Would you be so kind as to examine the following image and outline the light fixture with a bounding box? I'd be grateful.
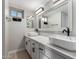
[35,7,44,14]
[53,0,60,4]
[27,16,32,19]
[42,17,45,21]
[44,18,48,22]
[41,16,48,25]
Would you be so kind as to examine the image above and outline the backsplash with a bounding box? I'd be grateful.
[39,31,75,37]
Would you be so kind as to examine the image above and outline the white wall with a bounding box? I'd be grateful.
[48,12,61,29]
[9,19,26,51]
[2,0,10,59]
[5,2,35,52]
[8,3,34,18]
[71,0,76,36]
[5,0,9,55]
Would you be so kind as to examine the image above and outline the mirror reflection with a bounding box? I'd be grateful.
[38,0,72,31]
[26,16,35,28]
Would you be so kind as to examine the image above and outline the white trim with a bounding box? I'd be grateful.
[2,56,6,59]
[8,48,25,55]
[2,55,9,59]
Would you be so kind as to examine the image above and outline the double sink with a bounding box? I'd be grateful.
[49,34,76,51]
[25,32,76,51]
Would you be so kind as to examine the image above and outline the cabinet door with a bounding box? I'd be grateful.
[31,41,40,59]
[35,42,40,59]
[39,44,45,54]
[40,53,50,59]
[51,52,65,59]
[25,38,31,55]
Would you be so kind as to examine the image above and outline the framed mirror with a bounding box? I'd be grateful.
[26,16,35,28]
[38,0,72,31]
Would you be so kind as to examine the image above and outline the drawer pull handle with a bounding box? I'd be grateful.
[39,48,43,51]
[26,42,27,45]
[32,48,35,53]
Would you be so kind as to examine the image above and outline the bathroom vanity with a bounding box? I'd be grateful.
[24,0,76,59]
[24,35,76,59]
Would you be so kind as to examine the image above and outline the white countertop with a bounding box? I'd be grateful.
[25,35,76,59]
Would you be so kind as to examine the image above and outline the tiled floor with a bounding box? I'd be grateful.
[9,50,31,59]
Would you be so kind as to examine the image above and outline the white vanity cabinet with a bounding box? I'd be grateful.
[25,37,74,59]
[25,37,31,55]
[31,40,40,59]
[39,44,50,59]
[25,37,40,59]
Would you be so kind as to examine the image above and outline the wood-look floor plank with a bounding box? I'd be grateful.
[9,50,31,59]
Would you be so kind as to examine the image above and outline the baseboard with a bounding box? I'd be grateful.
[8,48,32,59]
[2,55,9,59]
[8,48,25,55]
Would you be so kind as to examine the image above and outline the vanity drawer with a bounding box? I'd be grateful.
[45,47,66,59]
[45,47,52,59]
[39,44,45,54]
[40,52,50,59]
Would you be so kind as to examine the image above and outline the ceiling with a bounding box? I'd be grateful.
[9,0,51,11]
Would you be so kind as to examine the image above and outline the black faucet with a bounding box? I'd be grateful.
[35,28,40,35]
[62,27,70,36]
[35,28,39,32]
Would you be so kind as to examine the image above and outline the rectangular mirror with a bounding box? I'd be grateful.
[26,16,35,28]
[38,0,72,31]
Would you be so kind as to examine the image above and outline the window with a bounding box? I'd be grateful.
[9,7,24,18]
[10,10,17,17]
[17,12,22,18]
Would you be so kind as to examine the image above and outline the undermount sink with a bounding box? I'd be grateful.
[24,32,38,37]
[49,35,76,51]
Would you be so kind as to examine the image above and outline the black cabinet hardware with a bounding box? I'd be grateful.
[32,43,35,45]
[32,48,35,53]
[26,42,27,45]
[39,48,43,51]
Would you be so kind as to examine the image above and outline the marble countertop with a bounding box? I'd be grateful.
[25,35,76,59]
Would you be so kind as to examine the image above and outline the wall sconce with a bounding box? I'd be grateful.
[41,16,48,25]
[27,16,33,19]
[35,7,44,15]
[53,0,60,4]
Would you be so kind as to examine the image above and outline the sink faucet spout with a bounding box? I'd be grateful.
[62,27,70,36]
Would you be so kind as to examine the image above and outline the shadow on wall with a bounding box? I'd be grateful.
[18,36,25,50]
